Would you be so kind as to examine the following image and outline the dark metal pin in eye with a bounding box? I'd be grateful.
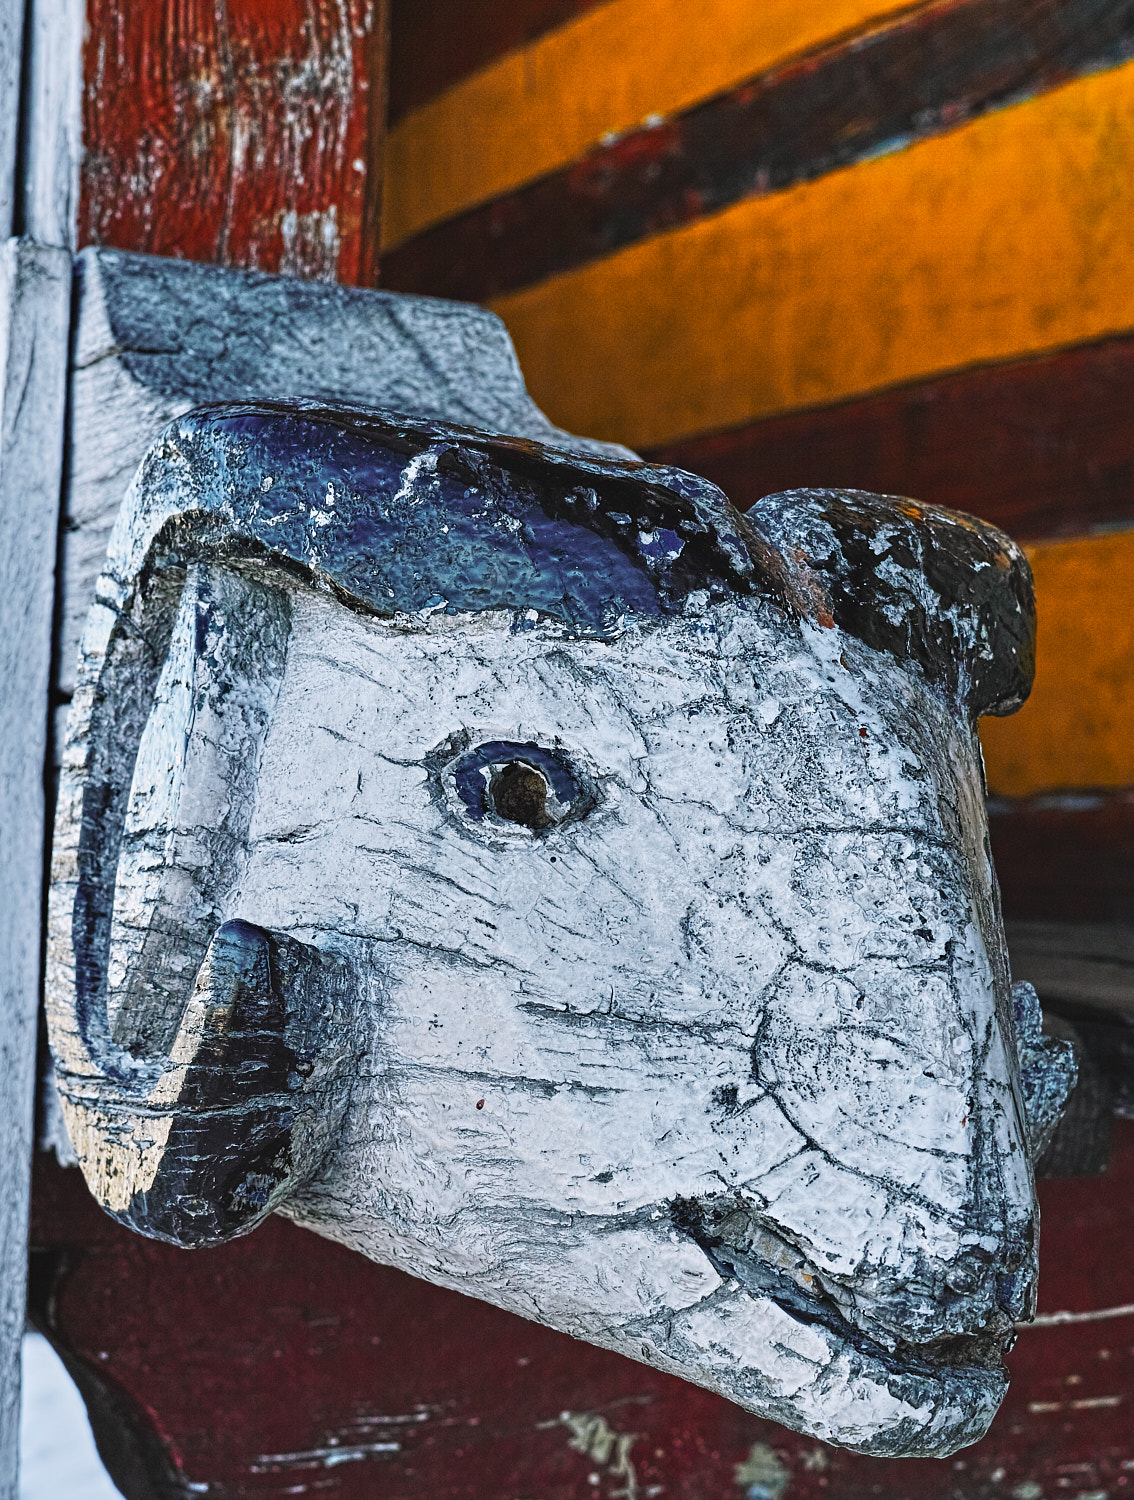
[445,739,597,830]
[490,761,552,829]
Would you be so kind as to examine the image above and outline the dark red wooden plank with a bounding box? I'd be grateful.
[388,0,605,125]
[381,0,1134,302]
[646,335,1134,542]
[80,0,387,286]
[29,1129,1134,1499]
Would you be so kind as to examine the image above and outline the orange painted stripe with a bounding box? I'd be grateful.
[489,60,1134,451]
[383,0,930,249]
[981,529,1134,797]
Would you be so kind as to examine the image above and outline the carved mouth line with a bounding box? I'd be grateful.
[670,1199,1008,1381]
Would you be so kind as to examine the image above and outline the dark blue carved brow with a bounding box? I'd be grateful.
[133,400,785,635]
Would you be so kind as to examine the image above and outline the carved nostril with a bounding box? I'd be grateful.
[491,761,552,829]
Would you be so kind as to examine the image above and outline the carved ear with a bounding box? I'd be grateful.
[49,561,352,1245]
[751,489,1035,717]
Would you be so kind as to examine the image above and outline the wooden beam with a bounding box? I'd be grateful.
[54,245,630,706]
[645,334,1134,543]
[487,60,1134,450]
[0,239,71,1499]
[382,0,928,251]
[384,0,1134,303]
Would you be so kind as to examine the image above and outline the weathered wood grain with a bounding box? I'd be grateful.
[0,0,24,241]
[79,0,385,285]
[48,395,1071,1456]
[0,239,71,1498]
[20,0,84,249]
[383,0,1134,303]
[57,247,633,705]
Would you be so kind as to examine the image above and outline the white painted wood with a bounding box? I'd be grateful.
[0,0,24,240]
[0,238,71,1500]
[59,248,634,700]
[45,406,1075,1459]
[19,0,83,249]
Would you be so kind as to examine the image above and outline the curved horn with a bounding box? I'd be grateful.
[47,558,352,1245]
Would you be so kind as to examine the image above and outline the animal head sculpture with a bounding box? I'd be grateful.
[47,401,1074,1459]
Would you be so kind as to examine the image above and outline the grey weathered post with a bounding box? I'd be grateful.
[0,240,71,1496]
[0,0,81,1489]
[0,2,25,1480]
[0,0,23,242]
[19,0,84,254]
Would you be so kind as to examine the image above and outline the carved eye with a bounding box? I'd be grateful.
[450,741,595,831]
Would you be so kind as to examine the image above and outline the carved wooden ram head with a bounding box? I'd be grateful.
[47,402,1073,1458]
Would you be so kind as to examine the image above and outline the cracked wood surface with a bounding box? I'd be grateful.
[46,399,1073,1457]
[58,248,632,706]
[27,1129,1134,1498]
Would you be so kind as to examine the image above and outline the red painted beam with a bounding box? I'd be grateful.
[647,335,1134,543]
[80,0,387,286]
[29,1131,1134,1499]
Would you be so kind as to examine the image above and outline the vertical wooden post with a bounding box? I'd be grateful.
[78,0,389,285]
[21,0,84,251]
[0,0,25,1484]
[0,1,81,1489]
[0,239,71,1500]
[4,0,389,1485]
[0,0,23,241]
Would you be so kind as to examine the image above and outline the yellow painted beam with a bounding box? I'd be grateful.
[981,528,1134,796]
[490,61,1134,451]
[383,0,930,249]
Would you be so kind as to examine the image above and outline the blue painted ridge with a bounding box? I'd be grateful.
[125,399,784,635]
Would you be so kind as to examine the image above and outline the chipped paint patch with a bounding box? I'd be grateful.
[734,1441,790,1500]
[561,1411,641,1499]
